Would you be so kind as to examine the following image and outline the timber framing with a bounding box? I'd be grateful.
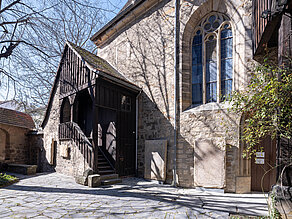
[41,41,140,128]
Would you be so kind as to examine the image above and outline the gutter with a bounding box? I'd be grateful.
[135,90,142,175]
[172,0,180,187]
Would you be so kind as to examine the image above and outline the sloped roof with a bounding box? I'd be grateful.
[68,42,131,83]
[119,0,134,13]
[42,42,140,128]
[90,0,145,44]
[0,107,35,130]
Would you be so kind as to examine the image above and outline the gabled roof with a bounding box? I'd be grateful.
[90,0,147,46]
[0,107,35,130]
[67,42,130,83]
[41,41,140,128]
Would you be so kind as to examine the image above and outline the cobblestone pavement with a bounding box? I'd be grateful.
[0,172,268,218]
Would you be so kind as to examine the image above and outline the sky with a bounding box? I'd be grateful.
[0,0,128,102]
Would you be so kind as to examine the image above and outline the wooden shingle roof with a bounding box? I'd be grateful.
[0,108,35,130]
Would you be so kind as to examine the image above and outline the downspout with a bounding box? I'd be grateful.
[172,0,180,187]
[136,90,142,175]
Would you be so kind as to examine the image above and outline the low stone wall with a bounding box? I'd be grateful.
[55,139,90,177]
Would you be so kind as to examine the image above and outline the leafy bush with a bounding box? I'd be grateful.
[0,173,19,187]
[230,61,292,157]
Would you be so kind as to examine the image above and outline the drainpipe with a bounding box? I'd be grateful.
[136,90,142,175]
[172,0,180,187]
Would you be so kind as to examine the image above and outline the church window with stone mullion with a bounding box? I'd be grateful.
[192,13,233,105]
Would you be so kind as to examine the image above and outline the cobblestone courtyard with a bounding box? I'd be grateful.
[0,173,268,218]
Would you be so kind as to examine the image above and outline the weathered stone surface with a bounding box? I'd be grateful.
[144,140,167,181]
[42,0,254,191]
[0,172,269,218]
[7,164,37,175]
[271,185,292,218]
[75,175,88,186]
[88,174,101,187]
[0,123,34,165]
[194,138,225,188]
[83,168,93,178]
[236,177,251,194]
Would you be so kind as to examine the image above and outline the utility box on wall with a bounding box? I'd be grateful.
[144,140,167,182]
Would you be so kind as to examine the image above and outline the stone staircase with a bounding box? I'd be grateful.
[59,122,121,187]
[97,153,115,175]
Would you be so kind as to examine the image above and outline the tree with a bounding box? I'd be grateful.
[230,60,292,157]
[0,0,123,112]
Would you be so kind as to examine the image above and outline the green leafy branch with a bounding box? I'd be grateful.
[230,60,292,157]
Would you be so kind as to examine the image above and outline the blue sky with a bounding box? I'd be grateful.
[0,0,128,102]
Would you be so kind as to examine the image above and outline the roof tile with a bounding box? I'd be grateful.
[0,108,35,130]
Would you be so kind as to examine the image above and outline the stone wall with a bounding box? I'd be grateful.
[27,132,44,172]
[98,0,176,183]
[0,123,30,164]
[42,81,91,176]
[97,0,253,190]
[42,82,60,172]
[179,0,253,189]
[55,140,90,177]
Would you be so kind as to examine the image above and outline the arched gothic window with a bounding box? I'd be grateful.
[192,13,233,105]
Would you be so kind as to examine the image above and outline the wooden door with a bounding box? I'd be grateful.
[117,98,136,176]
[251,136,277,192]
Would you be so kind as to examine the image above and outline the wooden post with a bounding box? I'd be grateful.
[92,84,98,173]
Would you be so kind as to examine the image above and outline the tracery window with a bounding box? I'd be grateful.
[192,13,233,105]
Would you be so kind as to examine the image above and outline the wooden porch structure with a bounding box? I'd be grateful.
[56,42,140,176]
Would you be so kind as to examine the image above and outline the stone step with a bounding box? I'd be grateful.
[100,173,119,180]
[98,160,107,163]
[98,165,112,169]
[101,178,122,186]
[7,164,37,175]
[99,170,115,175]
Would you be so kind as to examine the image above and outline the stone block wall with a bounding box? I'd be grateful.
[42,81,91,176]
[98,0,177,182]
[55,140,90,177]
[97,0,253,190]
[0,123,30,164]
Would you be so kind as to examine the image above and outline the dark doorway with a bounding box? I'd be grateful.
[73,89,93,137]
[98,108,117,165]
[60,97,71,123]
[251,136,277,192]
[117,98,136,176]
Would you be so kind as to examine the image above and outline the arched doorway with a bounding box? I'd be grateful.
[237,115,277,192]
[73,89,93,138]
[251,136,277,192]
[60,97,71,123]
[0,128,9,161]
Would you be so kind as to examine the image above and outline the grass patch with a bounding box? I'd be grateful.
[0,173,19,187]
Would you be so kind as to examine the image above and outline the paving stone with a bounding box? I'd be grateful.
[0,172,269,218]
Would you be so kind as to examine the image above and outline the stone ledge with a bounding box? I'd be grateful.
[7,164,37,175]
[88,174,101,187]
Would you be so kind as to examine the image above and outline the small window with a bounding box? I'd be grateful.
[121,95,131,112]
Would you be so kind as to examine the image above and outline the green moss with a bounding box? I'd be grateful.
[0,173,19,187]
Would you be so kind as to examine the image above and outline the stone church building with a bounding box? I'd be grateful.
[42,0,277,193]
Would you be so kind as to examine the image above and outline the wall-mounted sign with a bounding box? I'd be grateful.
[255,158,265,164]
[256,152,265,158]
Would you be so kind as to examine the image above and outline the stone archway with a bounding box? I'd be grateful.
[180,0,246,110]
[0,128,9,161]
